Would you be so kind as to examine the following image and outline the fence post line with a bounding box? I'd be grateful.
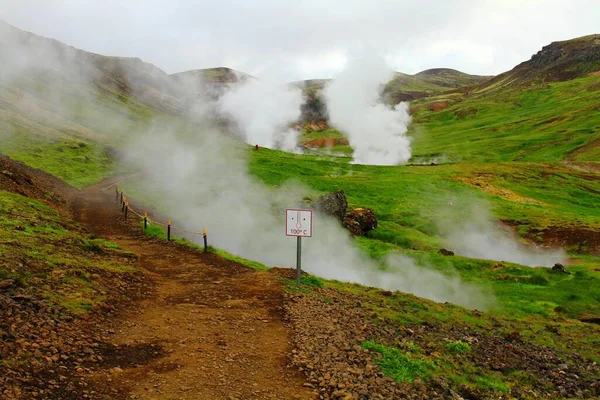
[124,202,128,219]
[120,190,123,204]
[167,220,171,241]
[122,196,126,213]
[115,186,119,203]
[144,212,148,230]
[203,227,208,252]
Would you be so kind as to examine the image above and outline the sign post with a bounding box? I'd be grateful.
[286,209,313,287]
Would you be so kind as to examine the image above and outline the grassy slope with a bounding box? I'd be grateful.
[303,74,600,160]
[0,190,138,313]
[326,281,600,393]
[249,148,600,319]
[0,78,165,188]
[387,69,491,95]
[410,75,600,162]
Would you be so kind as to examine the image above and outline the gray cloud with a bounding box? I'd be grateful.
[1,0,599,81]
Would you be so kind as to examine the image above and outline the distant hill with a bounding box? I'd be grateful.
[407,35,600,162]
[383,68,492,104]
[170,67,254,100]
[0,20,186,115]
[171,67,253,84]
[294,68,491,123]
[476,34,600,92]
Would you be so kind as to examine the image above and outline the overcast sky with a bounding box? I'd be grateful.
[1,0,599,82]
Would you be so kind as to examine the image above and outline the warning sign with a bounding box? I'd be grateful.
[286,209,313,237]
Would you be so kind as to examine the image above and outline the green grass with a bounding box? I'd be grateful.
[248,147,600,318]
[409,75,600,162]
[445,340,472,354]
[0,190,139,314]
[362,341,436,383]
[0,78,166,187]
[323,280,600,395]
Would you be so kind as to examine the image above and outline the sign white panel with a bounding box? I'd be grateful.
[286,209,313,237]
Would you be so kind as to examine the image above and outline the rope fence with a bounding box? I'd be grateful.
[113,185,209,251]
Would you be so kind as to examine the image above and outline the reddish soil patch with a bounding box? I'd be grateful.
[532,226,600,255]
[303,138,349,148]
[428,101,449,111]
[0,154,77,209]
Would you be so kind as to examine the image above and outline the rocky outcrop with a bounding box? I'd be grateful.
[343,208,378,236]
[552,263,571,274]
[313,190,348,222]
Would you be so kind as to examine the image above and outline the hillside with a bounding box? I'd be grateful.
[1,21,600,399]
[305,36,600,161]
[295,69,490,125]
[171,67,253,84]
[383,68,492,103]
[476,34,600,92]
[408,35,600,162]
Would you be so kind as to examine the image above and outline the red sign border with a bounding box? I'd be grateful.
[286,209,313,237]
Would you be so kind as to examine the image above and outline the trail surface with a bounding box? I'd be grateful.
[73,181,313,399]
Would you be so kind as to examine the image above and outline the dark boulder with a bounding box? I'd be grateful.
[552,263,570,274]
[343,208,378,236]
[313,190,348,222]
[438,249,455,256]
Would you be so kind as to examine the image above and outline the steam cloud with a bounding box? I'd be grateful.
[125,128,494,311]
[325,53,412,165]
[1,21,493,310]
[218,79,303,151]
[442,204,566,267]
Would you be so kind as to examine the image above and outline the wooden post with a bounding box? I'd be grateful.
[124,202,128,219]
[122,196,126,212]
[203,227,208,252]
[120,190,123,204]
[167,220,171,241]
[144,212,148,230]
[115,186,119,203]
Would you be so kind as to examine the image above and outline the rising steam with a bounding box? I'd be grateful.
[218,79,303,151]
[442,204,566,267]
[125,127,494,311]
[1,20,494,310]
[325,53,412,165]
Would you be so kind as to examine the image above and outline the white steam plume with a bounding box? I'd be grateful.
[443,204,566,267]
[218,79,303,152]
[125,127,494,311]
[325,53,412,165]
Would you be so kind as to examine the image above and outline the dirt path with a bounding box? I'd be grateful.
[72,182,314,400]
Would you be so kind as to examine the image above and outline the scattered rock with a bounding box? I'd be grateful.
[0,279,14,289]
[552,263,571,274]
[343,208,378,236]
[313,190,348,222]
[438,248,455,256]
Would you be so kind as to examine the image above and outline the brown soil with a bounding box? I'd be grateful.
[303,138,349,148]
[0,153,313,399]
[427,101,449,112]
[534,226,600,255]
[0,154,78,210]
[71,182,315,399]
[285,288,600,399]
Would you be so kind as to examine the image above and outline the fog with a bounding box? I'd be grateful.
[1,21,494,310]
[325,53,412,165]
[441,203,566,267]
